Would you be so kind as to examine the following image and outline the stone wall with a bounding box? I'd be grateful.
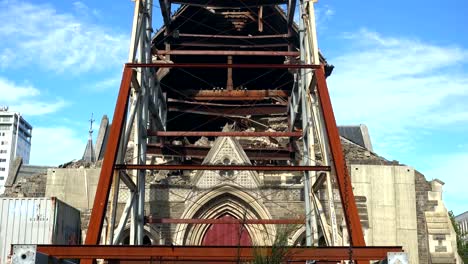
[1,173,47,197]
[415,170,433,264]
[45,168,100,211]
[350,164,419,264]
[425,180,461,263]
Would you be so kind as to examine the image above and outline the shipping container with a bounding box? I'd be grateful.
[0,197,81,264]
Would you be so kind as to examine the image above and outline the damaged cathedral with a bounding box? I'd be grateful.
[2,1,465,264]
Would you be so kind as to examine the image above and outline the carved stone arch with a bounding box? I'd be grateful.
[290,226,306,246]
[117,224,159,245]
[174,185,275,246]
[192,137,262,188]
[290,226,327,246]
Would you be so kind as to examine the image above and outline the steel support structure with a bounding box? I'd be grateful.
[145,218,306,224]
[83,64,332,245]
[287,0,344,250]
[31,245,402,262]
[148,131,302,137]
[146,143,294,160]
[75,0,382,263]
[85,0,167,253]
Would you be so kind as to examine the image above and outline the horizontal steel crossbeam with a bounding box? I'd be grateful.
[115,164,330,171]
[148,131,302,137]
[126,63,321,69]
[35,245,403,261]
[145,218,305,224]
[146,144,293,160]
[155,50,298,56]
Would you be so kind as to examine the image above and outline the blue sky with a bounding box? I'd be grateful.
[0,0,466,214]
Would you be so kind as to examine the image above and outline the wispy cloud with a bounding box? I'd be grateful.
[0,77,66,115]
[92,74,122,92]
[315,4,334,27]
[0,0,128,73]
[30,126,86,165]
[328,28,468,156]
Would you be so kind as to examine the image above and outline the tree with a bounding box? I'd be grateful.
[253,225,299,264]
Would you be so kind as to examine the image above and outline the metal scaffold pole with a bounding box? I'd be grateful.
[106,0,167,246]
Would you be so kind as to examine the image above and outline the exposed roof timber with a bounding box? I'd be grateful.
[155,49,299,56]
[287,0,296,28]
[168,0,287,7]
[159,0,172,30]
[115,164,329,171]
[177,33,290,39]
[168,102,287,115]
[149,131,301,137]
[172,42,289,48]
[167,98,287,115]
[127,63,319,69]
[147,143,293,160]
[178,89,289,101]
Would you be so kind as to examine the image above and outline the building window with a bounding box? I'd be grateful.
[0,176,4,180]
[0,168,5,171]
[0,150,6,154]
[0,159,5,162]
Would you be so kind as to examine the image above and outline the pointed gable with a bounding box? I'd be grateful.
[193,136,261,189]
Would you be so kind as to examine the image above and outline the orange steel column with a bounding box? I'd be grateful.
[314,67,367,249]
[84,67,133,247]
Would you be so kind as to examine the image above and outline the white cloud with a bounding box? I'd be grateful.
[92,74,122,91]
[11,100,67,116]
[315,4,334,29]
[30,126,86,166]
[327,29,468,155]
[0,77,39,102]
[0,1,128,73]
[0,76,66,115]
[424,152,468,215]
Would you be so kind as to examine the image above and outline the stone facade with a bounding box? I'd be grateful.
[4,134,463,263]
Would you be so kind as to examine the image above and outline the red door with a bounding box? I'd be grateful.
[202,214,252,246]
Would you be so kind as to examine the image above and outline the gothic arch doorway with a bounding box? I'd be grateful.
[174,186,275,246]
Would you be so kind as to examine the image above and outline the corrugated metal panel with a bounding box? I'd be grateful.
[53,198,81,245]
[0,197,81,264]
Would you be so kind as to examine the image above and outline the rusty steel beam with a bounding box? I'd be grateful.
[126,63,320,69]
[145,218,305,224]
[168,103,287,115]
[146,144,293,160]
[173,42,289,48]
[169,0,287,7]
[148,131,302,137]
[115,164,330,171]
[314,67,367,247]
[176,33,290,39]
[85,68,133,244]
[36,245,403,261]
[156,50,298,56]
[180,89,289,101]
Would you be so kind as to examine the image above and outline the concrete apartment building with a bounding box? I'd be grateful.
[0,107,32,193]
[457,212,468,241]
